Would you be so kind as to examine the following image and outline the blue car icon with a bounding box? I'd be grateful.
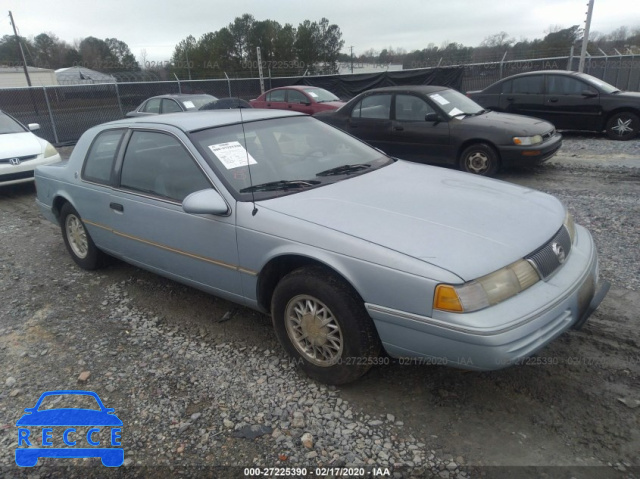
[15,390,123,467]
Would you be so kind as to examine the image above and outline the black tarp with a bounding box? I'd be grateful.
[267,67,465,100]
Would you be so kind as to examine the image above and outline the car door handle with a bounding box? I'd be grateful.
[549,97,558,103]
[506,97,514,102]
[393,126,404,131]
[110,202,124,212]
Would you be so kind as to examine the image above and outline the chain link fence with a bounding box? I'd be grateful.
[1,53,639,146]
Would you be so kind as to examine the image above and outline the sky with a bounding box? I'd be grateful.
[5,0,640,63]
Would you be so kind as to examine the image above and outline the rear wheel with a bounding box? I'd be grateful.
[60,203,104,270]
[605,112,639,141]
[271,266,381,384]
[459,143,499,176]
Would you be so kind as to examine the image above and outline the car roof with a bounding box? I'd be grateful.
[103,109,305,132]
[498,70,585,79]
[149,94,215,100]
[359,85,449,94]
[267,85,326,92]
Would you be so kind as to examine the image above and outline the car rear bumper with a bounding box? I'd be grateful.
[366,224,608,370]
[499,133,562,166]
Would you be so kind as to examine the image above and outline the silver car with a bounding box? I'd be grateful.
[34,110,609,384]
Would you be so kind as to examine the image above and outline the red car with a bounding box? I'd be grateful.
[250,86,345,114]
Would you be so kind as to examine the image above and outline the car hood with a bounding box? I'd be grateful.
[609,91,640,101]
[317,101,346,109]
[459,111,554,134]
[0,132,44,158]
[16,409,123,426]
[260,161,565,280]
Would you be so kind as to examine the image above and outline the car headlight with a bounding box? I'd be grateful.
[434,259,540,313]
[564,210,576,244]
[44,142,59,158]
[513,135,543,146]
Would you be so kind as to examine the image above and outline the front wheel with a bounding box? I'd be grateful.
[60,203,105,270]
[459,143,499,176]
[271,266,381,385]
[605,112,639,141]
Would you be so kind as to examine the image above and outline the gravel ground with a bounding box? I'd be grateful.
[0,134,639,478]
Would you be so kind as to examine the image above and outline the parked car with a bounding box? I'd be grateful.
[0,110,61,187]
[314,85,562,176]
[35,110,608,384]
[199,97,253,110]
[250,86,345,114]
[467,70,640,140]
[126,94,218,117]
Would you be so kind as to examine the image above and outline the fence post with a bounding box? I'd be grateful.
[114,82,124,117]
[499,51,508,79]
[224,72,232,98]
[173,73,182,93]
[567,46,574,71]
[41,86,59,145]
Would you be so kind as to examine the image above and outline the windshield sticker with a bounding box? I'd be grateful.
[449,107,464,117]
[307,91,318,98]
[182,100,196,109]
[209,141,257,169]
[430,94,450,105]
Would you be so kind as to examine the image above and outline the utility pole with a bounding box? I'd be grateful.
[350,46,354,74]
[8,11,32,86]
[578,0,595,73]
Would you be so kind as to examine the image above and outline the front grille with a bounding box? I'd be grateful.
[526,226,572,279]
[542,129,556,141]
[0,154,38,164]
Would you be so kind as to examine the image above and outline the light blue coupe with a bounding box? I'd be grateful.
[34,109,609,384]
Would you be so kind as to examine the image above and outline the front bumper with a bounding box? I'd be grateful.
[499,133,562,166]
[366,224,608,370]
[0,154,61,186]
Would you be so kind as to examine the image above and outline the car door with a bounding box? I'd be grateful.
[107,129,242,298]
[500,75,546,118]
[264,89,287,110]
[543,74,602,130]
[286,89,314,114]
[343,93,394,152]
[390,94,451,164]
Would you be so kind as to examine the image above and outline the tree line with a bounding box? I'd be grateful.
[0,18,638,80]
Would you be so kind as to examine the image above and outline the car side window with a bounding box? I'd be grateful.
[546,76,595,95]
[288,90,308,104]
[82,129,125,185]
[395,95,435,121]
[500,80,512,94]
[120,131,211,202]
[351,94,392,119]
[142,98,161,113]
[511,76,544,94]
[267,90,286,102]
[162,99,182,113]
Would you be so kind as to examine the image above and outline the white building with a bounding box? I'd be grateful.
[0,66,59,87]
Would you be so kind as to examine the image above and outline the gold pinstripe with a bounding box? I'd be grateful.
[83,219,257,276]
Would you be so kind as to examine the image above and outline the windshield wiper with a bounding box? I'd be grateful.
[239,179,320,193]
[316,163,372,177]
[451,112,472,118]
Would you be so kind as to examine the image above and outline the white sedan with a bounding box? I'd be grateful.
[0,110,61,187]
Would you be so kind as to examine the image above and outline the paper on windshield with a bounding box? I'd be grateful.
[449,107,464,117]
[429,94,450,105]
[208,141,257,169]
[308,91,318,98]
[183,101,196,109]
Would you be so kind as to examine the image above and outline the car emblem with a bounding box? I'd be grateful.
[9,158,21,166]
[552,242,566,264]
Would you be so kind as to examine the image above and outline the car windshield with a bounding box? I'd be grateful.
[304,88,340,103]
[429,89,484,118]
[0,112,27,134]
[190,116,391,200]
[180,95,218,109]
[577,73,620,94]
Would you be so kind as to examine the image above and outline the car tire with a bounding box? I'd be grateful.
[271,266,381,385]
[459,143,499,176]
[60,202,104,270]
[605,112,639,141]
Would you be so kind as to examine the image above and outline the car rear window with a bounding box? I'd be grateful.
[82,129,126,185]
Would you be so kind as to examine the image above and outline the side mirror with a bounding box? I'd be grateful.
[182,189,229,216]
[425,112,440,122]
[28,123,41,131]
